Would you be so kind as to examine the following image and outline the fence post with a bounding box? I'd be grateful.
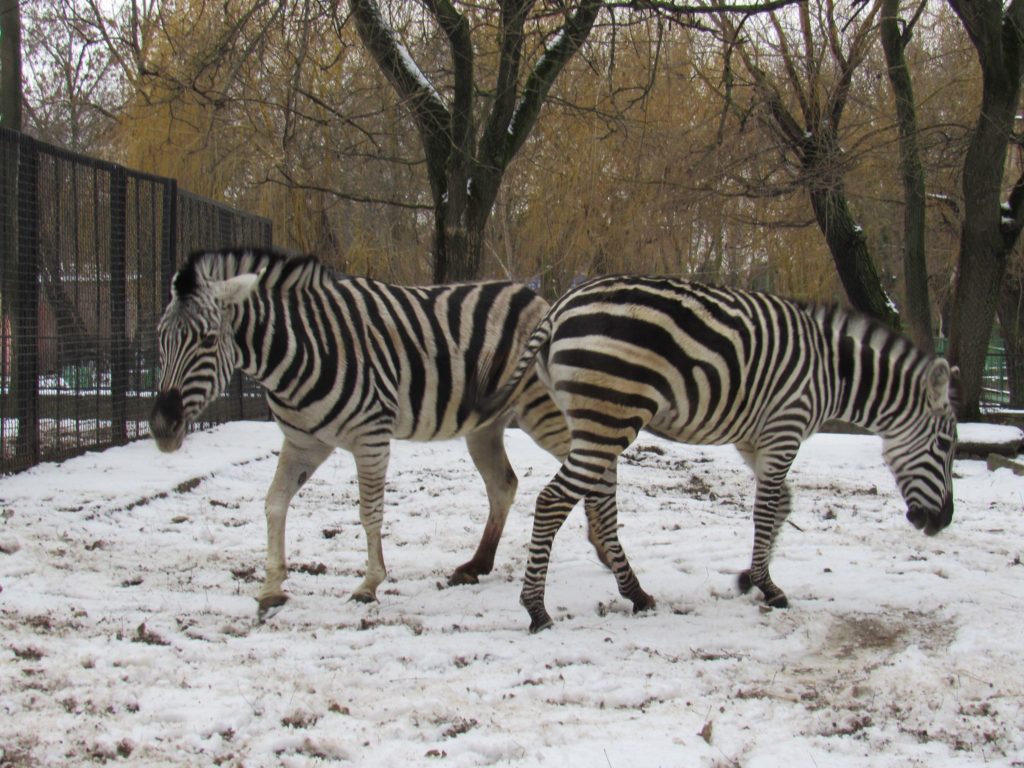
[15,134,38,466]
[109,167,127,444]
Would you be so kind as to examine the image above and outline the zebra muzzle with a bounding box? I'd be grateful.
[150,389,187,453]
[906,495,953,537]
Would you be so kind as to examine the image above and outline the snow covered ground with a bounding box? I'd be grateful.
[0,422,1022,767]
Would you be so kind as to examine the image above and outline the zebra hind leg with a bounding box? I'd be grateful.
[516,378,610,573]
[521,451,633,632]
[449,422,518,586]
[521,475,580,633]
[738,476,793,608]
[584,473,655,614]
[513,379,611,569]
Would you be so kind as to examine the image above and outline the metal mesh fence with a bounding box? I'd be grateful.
[0,128,272,473]
[933,337,1010,409]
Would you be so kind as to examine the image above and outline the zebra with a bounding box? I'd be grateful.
[148,247,606,622]
[475,275,957,632]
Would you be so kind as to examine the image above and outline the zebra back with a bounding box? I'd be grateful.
[528,275,954,445]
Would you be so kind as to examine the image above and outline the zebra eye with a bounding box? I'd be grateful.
[199,332,219,350]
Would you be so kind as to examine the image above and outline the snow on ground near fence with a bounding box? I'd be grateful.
[0,422,1022,767]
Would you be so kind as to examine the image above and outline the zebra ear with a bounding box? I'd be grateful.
[214,271,263,305]
[925,358,952,415]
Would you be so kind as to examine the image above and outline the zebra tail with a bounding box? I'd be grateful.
[474,316,555,424]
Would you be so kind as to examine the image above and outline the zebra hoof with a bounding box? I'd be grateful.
[256,594,288,623]
[737,570,753,594]
[349,591,378,604]
[528,613,554,634]
[447,566,481,586]
[766,593,789,609]
[632,592,657,614]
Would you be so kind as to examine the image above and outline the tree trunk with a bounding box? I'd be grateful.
[880,0,933,350]
[350,0,600,284]
[732,3,898,329]
[946,0,1024,418]
[0,0,29,459]
[808,179,900,327]
[946,89,1017,417]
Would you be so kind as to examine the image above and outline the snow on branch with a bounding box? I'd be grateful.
[503,0,602,164]
[349,0,449,138]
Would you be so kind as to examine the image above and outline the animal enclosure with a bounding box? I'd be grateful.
[0,128,272,473]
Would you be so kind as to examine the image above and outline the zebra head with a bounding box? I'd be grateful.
[882,357,957,536]
[149,268,262,453]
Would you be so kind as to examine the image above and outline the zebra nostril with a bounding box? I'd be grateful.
[906,507,927,531]
[150,389,186,438]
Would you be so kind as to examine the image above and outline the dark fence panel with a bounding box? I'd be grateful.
[0,128,272,473]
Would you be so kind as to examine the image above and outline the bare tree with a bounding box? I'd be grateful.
[880,0,932,349]
[347,0,603,282]
[945,0,1024,418]
[716,0,900,327]
[20,0,123,152]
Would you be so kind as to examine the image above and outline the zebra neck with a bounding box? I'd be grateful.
[230,281,330,395]
[823,307,928,436]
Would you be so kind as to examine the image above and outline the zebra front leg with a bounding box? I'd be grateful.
[258,437,333,623]
[583,472,655,615]
[450,422,517,585]
[351,445,391,603]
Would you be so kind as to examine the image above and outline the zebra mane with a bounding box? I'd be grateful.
[172,248,329,299]
[811,302,937,370]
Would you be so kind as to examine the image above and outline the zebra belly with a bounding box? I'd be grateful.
[646,407,749,447]
[267,397,397,452]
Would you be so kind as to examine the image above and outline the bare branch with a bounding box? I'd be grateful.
[348,0,451,185]
[608,0,802,14]
[269,166,433,211]
[502,1,603,167]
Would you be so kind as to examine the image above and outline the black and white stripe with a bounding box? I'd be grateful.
[150,248,578,621]
[478,275,957,632]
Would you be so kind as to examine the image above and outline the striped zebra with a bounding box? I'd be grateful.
[477,275,957,632]
[149,248,598,622]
